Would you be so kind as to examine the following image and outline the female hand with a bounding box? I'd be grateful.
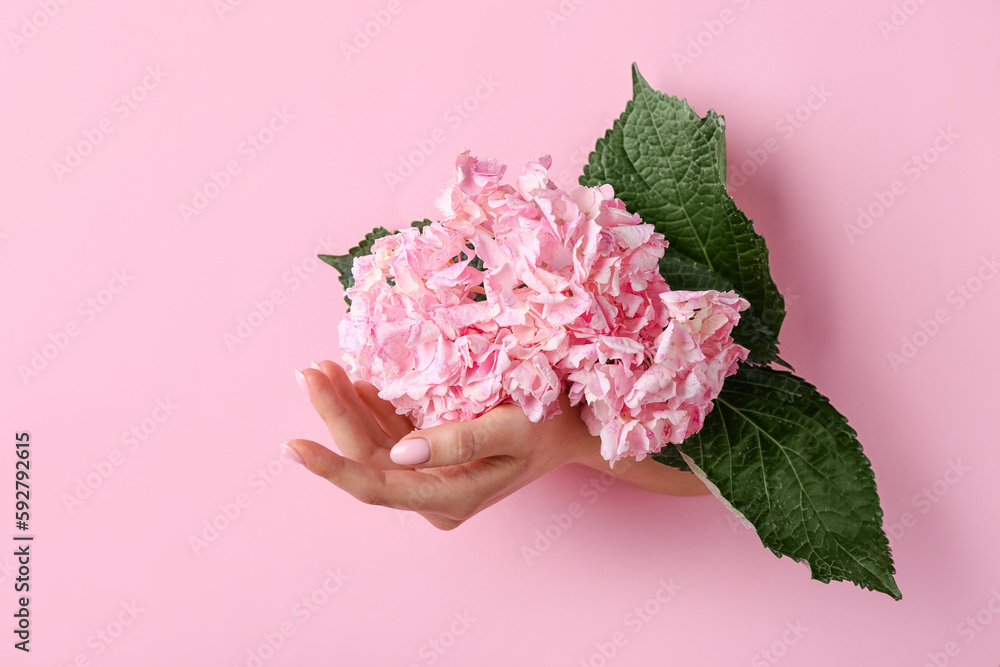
[284,360,708,530]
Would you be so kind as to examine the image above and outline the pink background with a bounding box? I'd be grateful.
[3,0,998,665]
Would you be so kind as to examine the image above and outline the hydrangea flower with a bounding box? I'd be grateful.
[338,151,749,464]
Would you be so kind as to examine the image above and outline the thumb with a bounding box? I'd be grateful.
[389,407,524,468]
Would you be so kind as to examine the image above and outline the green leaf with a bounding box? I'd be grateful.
[319,221,439,307]
[651,444,691,472]
[676,365,900,599]
[582,64,785,364]
[657,253,790,368]
[318,226,393,307]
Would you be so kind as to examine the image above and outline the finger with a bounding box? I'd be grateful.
[353,380,413,441]
[309,362,377,419]
[321,362,399,446]
[388,404,530,468]
[422,513,463,531]
[286,437,407,506]
[282,439,460,528]
[297,364,391,461]
[285,438,523,521]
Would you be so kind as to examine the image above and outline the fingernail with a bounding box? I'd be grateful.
[279,442,306,466]
[295,369,310,395]
[310,360,323,370]
[390,438,430,466]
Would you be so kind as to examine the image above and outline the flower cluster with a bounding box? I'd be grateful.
[338,152,749,464]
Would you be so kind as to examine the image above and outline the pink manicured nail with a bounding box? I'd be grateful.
[295,369,310,395]
[280,442,306,466]
[310,360,323,370]
[390,438,430,465]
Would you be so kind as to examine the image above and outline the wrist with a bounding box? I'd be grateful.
[573,444,711,496]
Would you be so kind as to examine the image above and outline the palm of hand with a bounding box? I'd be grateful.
[286,360,596,530]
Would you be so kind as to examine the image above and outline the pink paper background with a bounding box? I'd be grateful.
[3,0,998,665]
